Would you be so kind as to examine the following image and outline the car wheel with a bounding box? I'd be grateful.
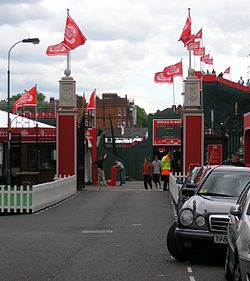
[166,222,188,261]
[224,247,233,280]
[233,255,241,281]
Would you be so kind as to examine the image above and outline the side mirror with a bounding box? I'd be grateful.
[185,183,198,189]
[230,205,241,217]
[182,186,197,197]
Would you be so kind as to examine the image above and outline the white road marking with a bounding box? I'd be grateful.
[189,277,196,281]
[115,244,121,247]
[81,230,113,234]
[156,274,165,277]
[187,267,192,273]
[132,224,142,226]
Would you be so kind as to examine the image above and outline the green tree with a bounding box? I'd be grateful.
[136,106,148,127]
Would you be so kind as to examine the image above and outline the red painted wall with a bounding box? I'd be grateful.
[244,113,250,165]
[57,115,75,176]
[184,114,203,174]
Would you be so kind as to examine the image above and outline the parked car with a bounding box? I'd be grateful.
[167,166,250,261]
[177,165,211,212]
[225,181,250,281]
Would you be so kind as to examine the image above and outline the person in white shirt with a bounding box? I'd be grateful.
[152,155,161,190]
[238,77,244,85]
[114,160,125,186]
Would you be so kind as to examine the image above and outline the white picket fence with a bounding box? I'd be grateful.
[0,175,76,214]
[169,173,186,204]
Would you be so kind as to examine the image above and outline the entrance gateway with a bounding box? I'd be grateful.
[152,118,182,173]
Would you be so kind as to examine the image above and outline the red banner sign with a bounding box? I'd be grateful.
[208,144,222,165]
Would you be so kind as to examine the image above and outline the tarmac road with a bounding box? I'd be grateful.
[0,181,225,281]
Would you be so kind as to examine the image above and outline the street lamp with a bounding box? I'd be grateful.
[7,38,40,186]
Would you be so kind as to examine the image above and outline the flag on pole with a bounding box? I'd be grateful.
[86,90,96,111]
[163,61,183,77]
[154,72,174,83]
[195,28,202,40]
[200,54,210,62]
[193,47,205,56]
[204,57,213,65]
[12,86,37,114]
[223,67,230,74]
[178,16,192,46]
[63,15,87,50]
[187,41,200,51]
[46,41,70,56]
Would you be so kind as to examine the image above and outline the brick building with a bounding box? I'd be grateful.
[96,93,136,129]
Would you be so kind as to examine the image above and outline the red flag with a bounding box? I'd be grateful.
[187,41,200,51]
[86,90,96,111]
[46,41,70,56]
[204,57,213,65]
[12,86,37,114]
[200,54,210,62]
[178,16,192,46]
[193,47,205,56]
[223,67,230,74]
[63,15,87,50]
[154,72,173,83]
[195,28,202,40]
[163,61,183,77]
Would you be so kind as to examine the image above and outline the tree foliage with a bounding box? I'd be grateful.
[136,105,148,127]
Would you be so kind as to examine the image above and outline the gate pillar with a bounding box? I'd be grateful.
[56,76,77,178]
[182,69,204,175]
[244,113,250,165]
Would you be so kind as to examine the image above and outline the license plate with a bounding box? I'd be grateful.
[214,234,228,244]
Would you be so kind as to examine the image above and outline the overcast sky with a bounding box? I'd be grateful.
[0,0,249,113]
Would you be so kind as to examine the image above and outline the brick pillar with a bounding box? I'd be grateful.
[182,69,204,175]
[56,76,77,177]
[244,113,250,165]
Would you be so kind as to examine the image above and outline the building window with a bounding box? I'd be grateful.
[123,108,126,116]
[117,107,122,116]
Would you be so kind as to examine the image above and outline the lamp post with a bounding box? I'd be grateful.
[7,38,40,186]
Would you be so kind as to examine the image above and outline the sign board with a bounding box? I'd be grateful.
[153,119,181,146]
[208,144,222,165]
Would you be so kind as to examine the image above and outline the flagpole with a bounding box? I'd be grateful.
[65,9,71,77]
[94,89,96,128]
[188,8,191,70]
[35,83,38,123]
[172,79,175,111]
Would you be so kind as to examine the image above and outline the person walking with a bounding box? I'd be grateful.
[142,158,153,190]
[161,151,172,191]
[152,155,161,190]
[93,154,107,189]
[114,160,126,186]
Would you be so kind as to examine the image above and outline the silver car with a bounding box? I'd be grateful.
[225,182,250,281]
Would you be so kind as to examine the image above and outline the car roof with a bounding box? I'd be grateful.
[211,165,250,173]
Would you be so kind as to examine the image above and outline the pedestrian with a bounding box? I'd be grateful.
[114,160,126,186]
[93,154,107,189]
[246,79,250,87]
[152,155,161,190]
[218,72,223,78]
[142,158,153,190]
[238,77,244,85]
[161,151,173,191]
[225,152,245,167]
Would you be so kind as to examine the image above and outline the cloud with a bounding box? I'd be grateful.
[0,0,249,115]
